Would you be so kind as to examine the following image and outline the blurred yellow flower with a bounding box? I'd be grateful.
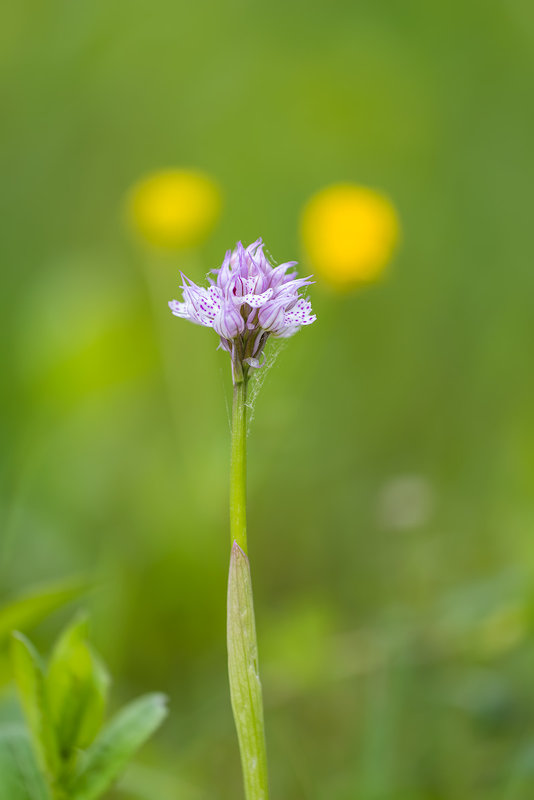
[300,183,400,288]
[127,169,221,249]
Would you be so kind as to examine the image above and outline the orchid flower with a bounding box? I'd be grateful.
[169,237,316,380]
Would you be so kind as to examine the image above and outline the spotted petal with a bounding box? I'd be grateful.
[240,288,274,308]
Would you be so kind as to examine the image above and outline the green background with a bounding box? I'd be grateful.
[2,1,534,798]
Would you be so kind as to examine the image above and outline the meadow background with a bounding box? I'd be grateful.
[2,1,534,798]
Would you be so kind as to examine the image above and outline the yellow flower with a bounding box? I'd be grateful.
[126,169,221,249]
[300,183,400,288]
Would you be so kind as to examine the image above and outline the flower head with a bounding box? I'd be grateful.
[300,183,400,288]
[169,239,316,380]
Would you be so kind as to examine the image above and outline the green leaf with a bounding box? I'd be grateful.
[46,616,109,757]
[74,653,109,752]
[0,577,91,645]
[0,724,52,800]
[227,542,269,800]
[10,633,60,784]
[69,693,168,800]
[0,724,51,800]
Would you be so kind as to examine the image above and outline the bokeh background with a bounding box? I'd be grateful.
[2,1,534,798]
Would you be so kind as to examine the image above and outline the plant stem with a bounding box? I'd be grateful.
[230,378,248,553]
[228,376,269,800]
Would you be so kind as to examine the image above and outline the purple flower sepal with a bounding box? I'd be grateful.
[169,238,317,382]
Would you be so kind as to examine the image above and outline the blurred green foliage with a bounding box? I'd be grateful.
[0,577,90,686]
[1,0,534,798]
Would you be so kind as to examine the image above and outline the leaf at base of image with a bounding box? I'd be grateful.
[68,693,168,800]
[0,724,51,800]
[45,615,109,760]
[10,633,60,784]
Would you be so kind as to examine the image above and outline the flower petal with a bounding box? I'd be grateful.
[241,287,274,308]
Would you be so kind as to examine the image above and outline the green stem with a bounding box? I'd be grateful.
[228,376,269,800]
[230,378,248,553]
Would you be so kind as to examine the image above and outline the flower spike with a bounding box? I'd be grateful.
[169,238,317,382]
